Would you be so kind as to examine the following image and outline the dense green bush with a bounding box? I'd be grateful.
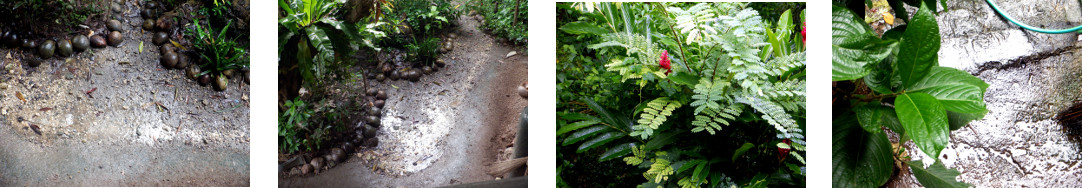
[832,1,982,187]
[0,0,103,27]
[557,2,806,187]
[470,0,527,45]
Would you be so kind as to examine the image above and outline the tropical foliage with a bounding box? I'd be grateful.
[832,1,981,187]
[557,2,806,187]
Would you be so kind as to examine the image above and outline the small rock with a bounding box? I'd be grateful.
[111,3,122,13]
[506,51,517,58]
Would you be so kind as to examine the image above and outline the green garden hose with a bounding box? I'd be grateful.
[987,0,1082,34]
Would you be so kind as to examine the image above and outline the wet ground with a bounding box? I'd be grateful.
[0,2,250,186]
[886,0,1082,187]
[278,4,528,187]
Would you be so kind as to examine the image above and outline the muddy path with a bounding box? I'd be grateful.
[0,2,250,186]
[278,6,528,188]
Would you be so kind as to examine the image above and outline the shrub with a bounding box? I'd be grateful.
[831,1,983,187]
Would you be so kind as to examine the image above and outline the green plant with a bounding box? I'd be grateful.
[405,36,441,64]
[470,0,527,44]
[189,19,249,77]
[279,0,369,86]
[832,1,983,187]
[558,3,806,187]
[395,0,458,36]
[2,0,103,27]
[279,98,314,154]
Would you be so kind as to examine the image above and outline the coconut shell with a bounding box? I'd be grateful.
[90,35,107,48]
[107,31,123,47]
[57,39,73,57]
[106,19,123,31]
[72,35,90,52]
[38,40,55,58]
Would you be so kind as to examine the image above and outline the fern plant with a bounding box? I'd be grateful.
[558,2,806,187]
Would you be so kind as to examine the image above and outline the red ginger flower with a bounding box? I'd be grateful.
[659,50,672,75]
[802,22,806,44]
[778,139,792,162]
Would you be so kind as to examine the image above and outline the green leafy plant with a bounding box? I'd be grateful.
[189,19,249,77]
[558,3,806,187]
[832,1,983,187]
[279,0,368,86]
[469,0,527,44]
[279,98,314,154]
[405,36,441,64]
[3,0,103,27]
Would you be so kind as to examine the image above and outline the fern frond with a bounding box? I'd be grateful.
[591,33,668,83]
[668,3,717,44]
[691,105,743,135]
[633,97,683,139]
[765,51,806,76]
[644,151,674,183]
[690,78,729,115]
[735,93,805,145]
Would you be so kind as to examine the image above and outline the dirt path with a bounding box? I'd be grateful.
[278,7,528,188]
[0,7,250,186]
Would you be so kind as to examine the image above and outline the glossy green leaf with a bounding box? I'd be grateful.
[947,110,986,131]
[668,71,700,88]
[600,143,636,161]
[644,131,679,151]
[560,21,609,35]
[895,93,949,160]
[556,119,600,136]
[577,132,625,153]
[880,107,905,136]
[832,5,898,81]
[864,56,896,94]
[732,142,755,161]
[585,98,632,132]
[896,2,940,89]
[833,113,893,188]
[563,126,606,146]
[908,67,990,113]
[855,104,889,133]
[908,160,972,188]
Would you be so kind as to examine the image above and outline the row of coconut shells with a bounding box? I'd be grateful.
[0,20,126,67]
[289,89,389,176]
[140,2,247,92]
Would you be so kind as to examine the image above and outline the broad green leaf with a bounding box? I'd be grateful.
[895,93,949,160]
[832,5,898,81]
[644,131,679,151]
[600,143,635,161]
[833,113,893,188]
[864,56,896,94]
[577,132,624,153]
[896,2,940,89]
[855,104,889,133]
[584,98,633,132]
[908,67,990,113]
[560,21,609,35]
[563,126,606,146]
[732,142,755,161]
[947,110,986,130]
[668,71,700,88]
[880,107,906,136]
[908,160,972,188]
[556,119,600,136]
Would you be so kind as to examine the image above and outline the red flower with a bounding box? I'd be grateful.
[801,22,806,44]
[778,139,791,162]
[659,50,672,75]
